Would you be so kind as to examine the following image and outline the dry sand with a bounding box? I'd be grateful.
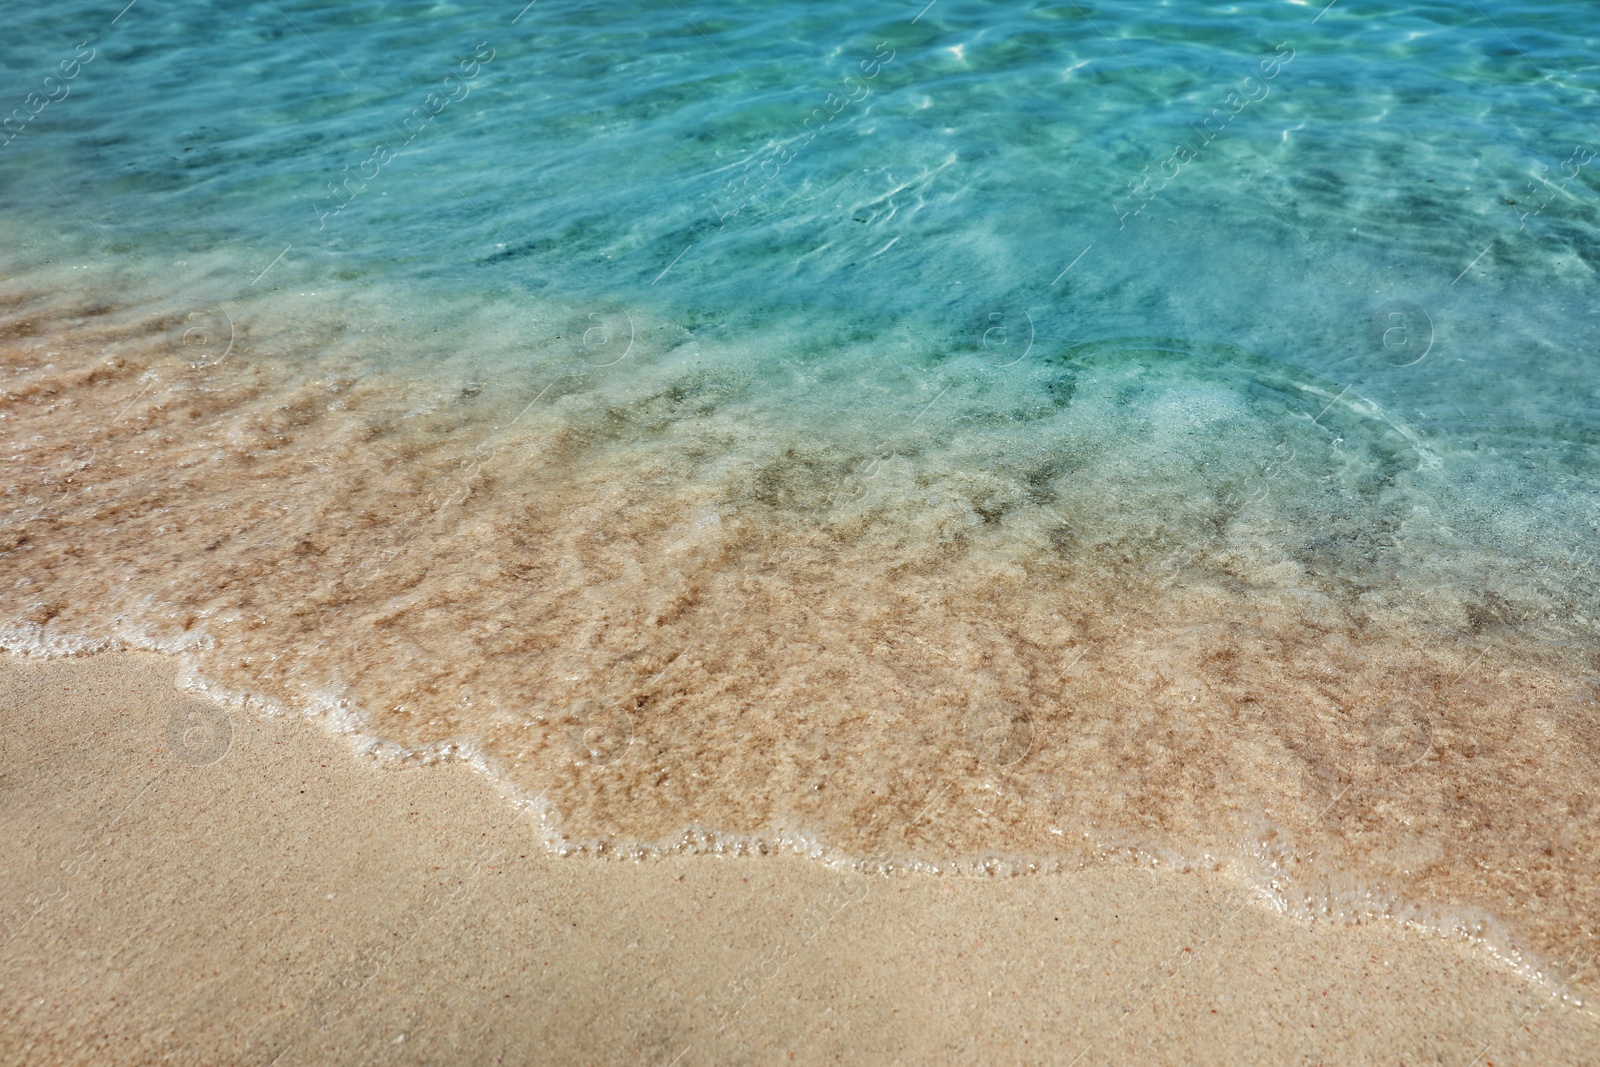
[1,650,1596,1065]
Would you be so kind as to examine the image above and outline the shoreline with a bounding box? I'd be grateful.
[3,649,1596,1065]
[6,274,1598,980]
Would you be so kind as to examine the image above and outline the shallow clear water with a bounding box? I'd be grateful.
[3,0,1599,987]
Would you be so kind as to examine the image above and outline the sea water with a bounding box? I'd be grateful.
[2,0,1598,991]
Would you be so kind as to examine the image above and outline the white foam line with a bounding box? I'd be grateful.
[11,633,1550,986]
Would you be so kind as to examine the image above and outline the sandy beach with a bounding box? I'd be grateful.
[6,1,1600,1063]
[2,650,1595,1065]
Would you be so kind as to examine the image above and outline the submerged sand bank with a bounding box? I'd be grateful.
[1,650,1595,1065]
[6,282,1600,980]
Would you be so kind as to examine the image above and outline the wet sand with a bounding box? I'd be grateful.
[7,282,1600,981]
[2,650,1596,1066]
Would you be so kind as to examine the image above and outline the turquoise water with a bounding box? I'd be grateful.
[4,0,1600,985]
[7,1,1600,542]
[6,1,1599,361]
